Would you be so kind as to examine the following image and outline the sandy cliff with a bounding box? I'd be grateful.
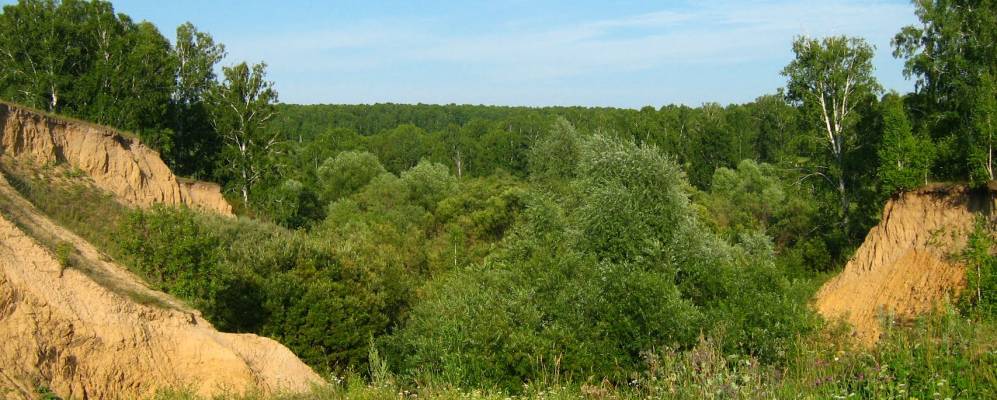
[0,172,322,398]
[815,184,993,344]
[0,103,231,215]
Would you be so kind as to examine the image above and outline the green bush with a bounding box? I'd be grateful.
[316,151,387,204]
[877,94,934,195]
[527,118,582,183]
[252,178,323,229]
[962,219,997,318]
[399,160,457,212]
[388,135,815,390]
[116,206,239,325]
[54,241,75,269]
[114,206,396,372]
[779,309,997,399]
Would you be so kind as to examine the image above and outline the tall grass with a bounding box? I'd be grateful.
[0,160,174,309]
[143,308,996,400]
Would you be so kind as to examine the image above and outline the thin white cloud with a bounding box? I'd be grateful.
[590,10,695,29]
[221,0,917,105]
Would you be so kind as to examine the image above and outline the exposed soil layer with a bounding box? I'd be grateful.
[815,184,993,344]
[0,103,231,215]
[0,172,322,399]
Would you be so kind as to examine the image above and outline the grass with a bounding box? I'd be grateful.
[137,307,997,400]
[0,159,176,310]
[54,240,75,272]
[0,159,125,252]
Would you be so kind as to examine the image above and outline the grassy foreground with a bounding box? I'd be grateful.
[149,310,996,399]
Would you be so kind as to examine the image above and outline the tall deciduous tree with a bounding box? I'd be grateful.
[968,73,997,182]
[749,93,799,163]
[782,35,881,229]
[877,93,934,195]
[91,20,175,136]
[206,62,279,204]
[170,22,226,177]
[0,0,86,112]
[0,0,175,134]
[893,0,997,183]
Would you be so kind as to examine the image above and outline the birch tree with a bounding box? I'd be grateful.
[207,62,279,204]
[170,22,226,176]
[782,35,880,228]
[0,0,81,111]
[893,0,997,184]
[0,0,175,131]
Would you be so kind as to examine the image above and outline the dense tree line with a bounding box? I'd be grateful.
[0,0,280,192]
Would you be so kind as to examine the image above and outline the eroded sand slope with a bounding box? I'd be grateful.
[815,185,992,344]
[0,103,231,214]
[0,172,322,399]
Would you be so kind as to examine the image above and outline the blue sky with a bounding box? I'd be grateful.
[4,0,919,107]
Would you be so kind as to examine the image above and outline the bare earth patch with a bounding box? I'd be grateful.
[815,184,992,344]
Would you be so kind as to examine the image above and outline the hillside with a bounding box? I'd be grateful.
[816,184,994,343]
[0,106,321,398]
[0,102,231,214]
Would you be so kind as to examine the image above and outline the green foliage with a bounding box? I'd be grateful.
[0,0,172,130]
[35,385,61,400]
[782,35,881,236]
[389,133,815,391]
[0,161,125,247]
[877,94,934,195]
[316,151,386,205]
[573,135,690,264]
[54,241,74,269]
[700,159,832,273]
[253,178,323,229]
[783,309,997,399]
[967,72,997,184]
[426,173,526,275]
[783,36,881,125]
[685,104,737,188]
[365,124,443,174]
[149,309,997,399]
[894,0,997,184]
[962,219,997,318]
[117,207,234,321]
[9,3,997,397]
[703,160,784,235]
[207,62,279,203]
[527,117,581,183]
[0,1,226,176]
[108,205,402,371]
[271,99,806,189]
[168,22,226,178]
[263,267,388,372]
[399,160,458,212]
